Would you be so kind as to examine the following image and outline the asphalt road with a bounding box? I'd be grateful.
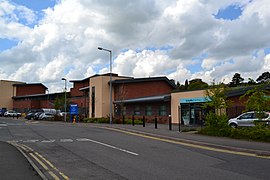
[0,117,269,180]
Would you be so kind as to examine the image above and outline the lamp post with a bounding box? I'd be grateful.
[98,47,113,124]
[46,89,49,108]
[61,78,67,122]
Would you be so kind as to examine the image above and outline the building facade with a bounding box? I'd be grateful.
[0,80,24,110]
[12,83,48,112]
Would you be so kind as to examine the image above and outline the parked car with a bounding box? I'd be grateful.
[0,109,6,117]
[228,111,270,128]
[39,112,54,120]
[34,112,43,120]
[25,112,35,120]
[4,110,21,117]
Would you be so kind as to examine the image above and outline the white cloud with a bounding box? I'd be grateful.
[0,0,270,92]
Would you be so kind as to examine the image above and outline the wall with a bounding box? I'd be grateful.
[114,81,174,100]
[89,75,130,118]
[70,80,89,97]
[16,85,46,96]
[171,90,206,124]
[0,80,24,110]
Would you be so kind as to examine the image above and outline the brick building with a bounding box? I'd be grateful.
[112,77,176,123]
[0,80,24,110]
[69,77,90,117]
[12,83,48,112]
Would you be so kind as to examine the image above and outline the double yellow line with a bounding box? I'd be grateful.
[10,142,69,180]
[101,127,270,159]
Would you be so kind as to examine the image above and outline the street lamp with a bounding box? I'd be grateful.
[98,47,113,124]
[46,89,49,108]
[61,78,67,122]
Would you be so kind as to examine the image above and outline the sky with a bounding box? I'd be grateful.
[1,0,270,93]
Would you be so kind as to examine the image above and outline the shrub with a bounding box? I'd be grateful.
[82,117,109,123]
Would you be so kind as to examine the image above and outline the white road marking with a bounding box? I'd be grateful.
[80,138,139,156]
[60,139,73,143]
[0,124,7,127]
[41,140,56,143]
[76,138,91,142]
[23,140,39,143]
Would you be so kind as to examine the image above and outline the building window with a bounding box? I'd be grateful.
[134,106,140,115]
[159,105,167,116]
[122,106,126,116]
[145,106,152,116]
[91,86,95,117]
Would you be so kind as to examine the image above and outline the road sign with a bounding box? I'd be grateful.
[70,104,78,115]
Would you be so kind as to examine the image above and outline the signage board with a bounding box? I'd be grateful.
[180,97,211,104]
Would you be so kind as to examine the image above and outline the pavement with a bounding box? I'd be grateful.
[1,122,270,180]
[0,141,42,180]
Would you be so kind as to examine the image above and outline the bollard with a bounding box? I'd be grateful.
[169,115,172,131]
[122,115,125,125]
[155,117,157,129]
[132,115,135,126]
[143,116,145,127]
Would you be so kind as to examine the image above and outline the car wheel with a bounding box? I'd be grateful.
[230,123,237,128]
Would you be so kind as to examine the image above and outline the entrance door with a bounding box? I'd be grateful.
[181,103,205,126]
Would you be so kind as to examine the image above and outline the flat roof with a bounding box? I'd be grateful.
[112,76,176,89]
[114,94,171,104]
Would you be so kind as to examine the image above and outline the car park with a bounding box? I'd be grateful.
[34,112,43,120]
[39,112,54,120]
[4,110,21,117]
[228,111,270,128]
[0,109,6,117]
[25,112,35,120]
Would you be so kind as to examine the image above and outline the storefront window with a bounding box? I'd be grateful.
[134,106,140,115]
[145,106,152,116]
[159,105,167,116]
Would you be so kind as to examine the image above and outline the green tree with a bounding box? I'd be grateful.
[187,79,208,90]
[247,78,256,85]
[240,86,270,119]
[184,79,189,89]
[229,73,244,87]
[202,82,230,133]
[204,82,229,115]
[256,72,270,84]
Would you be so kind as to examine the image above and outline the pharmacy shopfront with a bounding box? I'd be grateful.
[171,90,210,125]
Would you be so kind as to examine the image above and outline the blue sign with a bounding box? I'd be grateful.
[70,104,78,115]
[180,97,211,104]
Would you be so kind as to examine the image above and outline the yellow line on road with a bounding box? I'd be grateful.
[15,143,69,180]
[30,152,60,180]
[34,152,69,180]
[101,127,270,159]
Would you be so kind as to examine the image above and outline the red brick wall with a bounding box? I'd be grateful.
[70,81,89,97]
[114,81,174,100]
[16,85,46,96]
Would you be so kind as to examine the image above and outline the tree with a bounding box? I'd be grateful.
[240,86,270,119]
[247,78,256,85]
[204,82,229,115]
[203,82,230,130]
[256,72,270,84]
[229,73,244,87]
[184,79,189,90]
[187,79,208,90]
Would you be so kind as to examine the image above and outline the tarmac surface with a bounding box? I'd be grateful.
[1,122,270,179]
[0,141,41,180]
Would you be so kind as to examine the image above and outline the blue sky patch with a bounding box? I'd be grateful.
[264,48,270,55]
[12,0,57,11]
[214,4,243,20]
[0,38,19,51]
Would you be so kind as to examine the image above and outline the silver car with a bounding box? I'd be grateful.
[228,111,270,128]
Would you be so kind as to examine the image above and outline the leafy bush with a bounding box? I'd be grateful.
[199,112,231,136]
[199,112,270,142]
[82,117,109,123]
